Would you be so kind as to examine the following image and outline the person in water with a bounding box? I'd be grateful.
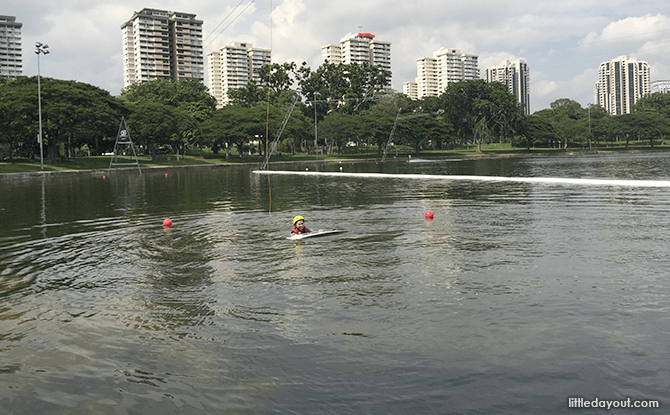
[291,216,310,234]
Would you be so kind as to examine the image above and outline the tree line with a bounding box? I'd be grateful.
[2,61,670,164]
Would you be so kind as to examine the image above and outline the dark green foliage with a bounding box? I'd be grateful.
[523,116,561,149]
[119,78,217,160]
[3,66,670,164]
[439,80,524,152]
[0,77,125,161]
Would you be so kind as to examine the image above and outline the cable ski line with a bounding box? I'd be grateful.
[261,96,299,170]
[312,95,386,104]
[260,93,387,170]
[203,0,246,44]
[381,109,445,162]
[204,0,256,50]
[265,0,273,216]
[252,170,670,188]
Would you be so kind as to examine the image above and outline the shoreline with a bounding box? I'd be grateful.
[1,149,666,181]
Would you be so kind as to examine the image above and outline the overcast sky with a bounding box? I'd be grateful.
[5,0,670,113]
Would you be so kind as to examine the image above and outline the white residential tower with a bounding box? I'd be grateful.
[485,59,530,115]
[405,48,479,99]
[0,15,23,79]
[322,32,391,75]
[121,8,204,88]
[594,55,650,115]
[207,42,271,107]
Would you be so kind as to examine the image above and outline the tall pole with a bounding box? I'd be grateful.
[314,92,320,159]
[37,49,43,170]
[35,42,49,170]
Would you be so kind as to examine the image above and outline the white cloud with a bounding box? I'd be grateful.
[580,14,670,50]
[535,80,559,99]
[533,67,597,110]
[4,0,669,110]
[479,52,527,72]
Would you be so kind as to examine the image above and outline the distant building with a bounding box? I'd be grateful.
[0,15,23,79]
[407,48,479,99]
[403,81,418,100]
[322,32,392,76]
[207,42,271,107]
[121,8,204,88]
[650,80,670,94]
[485,59,530,115]
[594,55,650,115]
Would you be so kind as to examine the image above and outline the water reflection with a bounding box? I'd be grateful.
[2,153,670,413]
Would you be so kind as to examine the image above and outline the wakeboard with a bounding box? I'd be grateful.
[287,229,346,240]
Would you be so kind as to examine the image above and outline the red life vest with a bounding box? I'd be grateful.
[291,225,310,234]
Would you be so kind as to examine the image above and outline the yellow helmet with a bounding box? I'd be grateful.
[293,215,305,225]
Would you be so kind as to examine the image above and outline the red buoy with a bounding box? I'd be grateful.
[425,211,434,220]
[163,218,173,228]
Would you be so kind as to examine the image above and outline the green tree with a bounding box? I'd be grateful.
[633,92,670,117]
[200,101,307,157]
[120,78,216,157]
[548,99,589,148]
[318,113,359,154]
[585,105,609,148]
[0,77,125,161]
[440,80,523,152]
[629,110,670,147]
[631,93,670,147]
[357,93,410,155]
[228,82,266,108]
[277,103,310,155]
[297,62,391,119]
[229,62,299,107]
[200,106,246,157]
[125,99,179,159]
[0,77,40,158]
[395,116,451,154]
[390,94,453,153]
[523,115,561,149]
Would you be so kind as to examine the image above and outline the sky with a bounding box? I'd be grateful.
[4,0,670,113]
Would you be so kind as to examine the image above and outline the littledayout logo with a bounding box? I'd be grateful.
[568,397,660,409]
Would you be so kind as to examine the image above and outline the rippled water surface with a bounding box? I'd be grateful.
[1,153,669,414]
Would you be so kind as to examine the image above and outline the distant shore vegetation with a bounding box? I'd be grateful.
[2,61,670,174]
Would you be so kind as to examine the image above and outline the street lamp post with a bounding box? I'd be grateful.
[314,92,321,159]
[35,42,49,170]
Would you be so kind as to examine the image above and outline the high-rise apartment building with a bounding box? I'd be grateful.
[0,15,23,79]
[322,32,392,75]
[650,80,670,94]
[121,8,204,88]
[207,42,271,107]
[594,55,650,115]
[405,48,479,99]
[485,59,530,115]
[403,81,418,101]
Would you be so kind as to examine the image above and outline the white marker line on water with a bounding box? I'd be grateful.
[252,170,670,188]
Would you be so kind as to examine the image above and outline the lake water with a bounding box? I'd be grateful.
[1,153,668,414]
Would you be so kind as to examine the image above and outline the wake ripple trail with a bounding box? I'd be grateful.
[253,170,670,188]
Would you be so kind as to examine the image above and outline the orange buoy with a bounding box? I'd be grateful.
[425,211,434,220]
[163,218,173,228]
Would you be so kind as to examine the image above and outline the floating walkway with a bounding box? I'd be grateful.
[252,170,670,188]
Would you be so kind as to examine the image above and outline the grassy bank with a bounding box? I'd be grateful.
[2,141,670,175]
